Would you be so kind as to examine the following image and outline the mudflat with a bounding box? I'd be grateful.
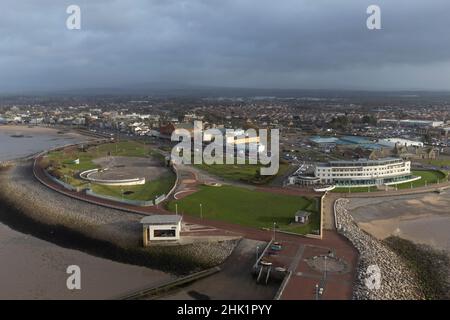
[0,222,175,299]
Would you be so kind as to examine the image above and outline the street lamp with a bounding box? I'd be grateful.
[324,256,328,281]
[200,203,203,219]
[175,203,178,215]
[315,284,319,300]
[273,222,277,241]
[256,246,260,265]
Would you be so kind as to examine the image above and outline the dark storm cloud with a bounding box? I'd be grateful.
[1,0,450,92]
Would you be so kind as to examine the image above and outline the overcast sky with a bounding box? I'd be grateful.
[1,0,450,93]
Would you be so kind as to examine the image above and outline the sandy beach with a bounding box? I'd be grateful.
[347,193,450,251]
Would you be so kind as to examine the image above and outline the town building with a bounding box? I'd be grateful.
[378,138,424,148]
[314,157,420,187]
[294,211,311,224]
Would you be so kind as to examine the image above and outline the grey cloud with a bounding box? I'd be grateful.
[1,0,450,92]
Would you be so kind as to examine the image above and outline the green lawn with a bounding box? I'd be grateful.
[332,170,447,193]
[167,185,320,235]
[91,173,176,201]
[92,140,157,158]
[396,170,447,189]
[41,140,173,198]
[419,158,450,169]
[196,162,290,185]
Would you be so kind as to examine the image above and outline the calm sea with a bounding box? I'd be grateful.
[0,127,81,161]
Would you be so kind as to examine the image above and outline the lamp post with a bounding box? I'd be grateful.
[256,245,260,265]
[273,222,277,241]
[315,284,319,300]
[324,256,328,281]
[175,203,178,215]
[200,203,203,219]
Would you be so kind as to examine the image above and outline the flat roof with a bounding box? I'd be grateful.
[140,215,182,225]
[295,210,311,217]
[317,157,404,167]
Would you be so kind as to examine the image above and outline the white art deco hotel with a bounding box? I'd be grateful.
[314,157,420,187]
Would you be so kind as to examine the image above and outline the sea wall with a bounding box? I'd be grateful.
[0,162,238,274]
[334,198,424,300]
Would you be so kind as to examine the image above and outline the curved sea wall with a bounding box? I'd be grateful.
[35,141,177,209]
[79,168,146,186]
[0,162,238,274]
[334,198,424,300]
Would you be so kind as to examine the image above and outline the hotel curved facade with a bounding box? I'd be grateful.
[314,157,420,187]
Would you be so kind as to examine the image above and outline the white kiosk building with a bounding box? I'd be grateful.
[140,215,182,246]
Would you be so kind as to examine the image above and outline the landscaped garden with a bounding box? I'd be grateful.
[39,140,174,201]
[167,185,320,235]
[196,161,290,185]
[332,169,448,193]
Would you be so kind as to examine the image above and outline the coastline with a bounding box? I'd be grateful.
[0,162,237,275]
[0,126,238,277]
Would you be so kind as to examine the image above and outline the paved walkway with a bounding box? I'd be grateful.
[33,156,358,300]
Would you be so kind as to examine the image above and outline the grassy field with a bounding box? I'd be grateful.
[196,162,290,185]
[396,170,447,189]
[91,173,176,201]
[332,170,447,193]
[41,140,174,200]
[167,185,320,235]
[418,157,450,170]
[45,140,158,177]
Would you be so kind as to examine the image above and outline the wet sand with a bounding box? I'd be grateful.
[348,193,450,251]
[0,126,176,299]
[0,221,175,299]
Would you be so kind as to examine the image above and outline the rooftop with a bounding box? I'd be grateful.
[140,215,182,225]
[317,157,405,167]
[295,210,312,218]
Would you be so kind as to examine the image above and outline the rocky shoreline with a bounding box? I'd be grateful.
[334,198,424,300]
[0,162,238,275]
